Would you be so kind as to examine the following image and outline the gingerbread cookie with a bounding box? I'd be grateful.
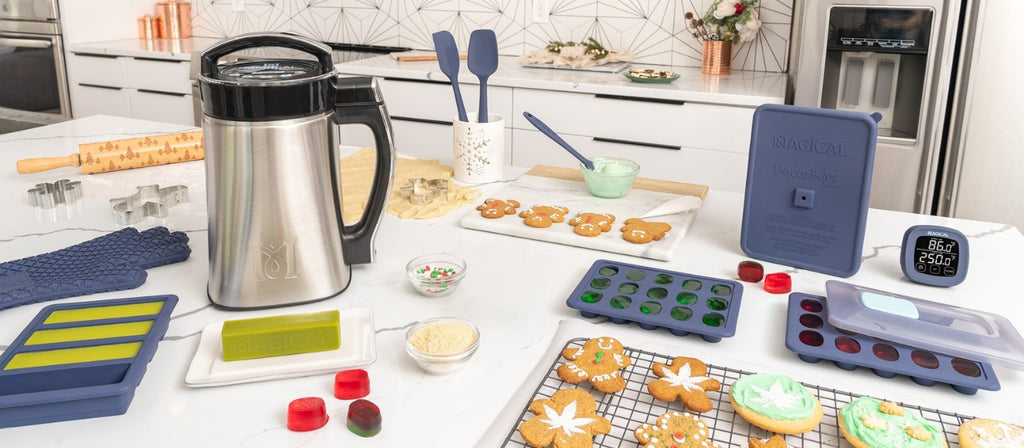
[520,205,569,228]
[647,357,721,413]
[633,410,722,448]
[568,212,616,237]
[556,337,632,393]
[519,388,611,448]
[749,435,794,448]
[958,418,1024,448]
[477,198,520,219]
[729,373,823,435]
[838,397,947,448]
[621,218,672,244]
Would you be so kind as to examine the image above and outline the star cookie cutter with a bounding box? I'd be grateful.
[110,184,189,225]
[398,178,448,205]
[28,179,83,209]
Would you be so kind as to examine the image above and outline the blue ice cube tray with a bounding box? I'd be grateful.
[0,295,178,428]
[784,292,1000,395]
[565,259,744,342]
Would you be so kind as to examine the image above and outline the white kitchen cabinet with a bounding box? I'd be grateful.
[68,52,195,126]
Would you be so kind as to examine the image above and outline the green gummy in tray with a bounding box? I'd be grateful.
[26,321,154,345]
[5,342,143,370]
[221,310,340,361]
[43,302,165,324]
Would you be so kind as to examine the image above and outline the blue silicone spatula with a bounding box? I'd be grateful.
[523,111,595,170]
[467,29,499,123]
[432,30,468,122]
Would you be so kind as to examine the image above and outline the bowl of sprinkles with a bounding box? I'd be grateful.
[406,253,467,297]
[625,68,680,83]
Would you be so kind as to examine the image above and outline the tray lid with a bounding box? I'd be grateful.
[741,104,879,277]
[824,280,1024,369]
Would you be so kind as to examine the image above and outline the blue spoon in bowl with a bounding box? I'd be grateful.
[523,111,595,170]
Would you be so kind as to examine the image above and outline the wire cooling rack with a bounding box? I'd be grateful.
[500,337,974,447]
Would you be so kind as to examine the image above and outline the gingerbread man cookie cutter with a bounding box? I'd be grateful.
[110,184,189,225]
[398,178,448,205]
[28,179,83,209]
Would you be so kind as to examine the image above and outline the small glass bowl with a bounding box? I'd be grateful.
[406,253,467,297]
[581,157,640,198]
[405,317,480,374]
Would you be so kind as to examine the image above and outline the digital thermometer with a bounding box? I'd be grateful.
[900,225,969,287]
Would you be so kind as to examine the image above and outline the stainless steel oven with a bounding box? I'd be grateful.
[0,0,70,117]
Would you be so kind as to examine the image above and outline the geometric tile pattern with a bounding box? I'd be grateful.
[191,0,792,72]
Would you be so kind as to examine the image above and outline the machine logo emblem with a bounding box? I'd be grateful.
[257,240,298,280]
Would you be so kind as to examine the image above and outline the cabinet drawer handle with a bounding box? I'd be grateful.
[133,57,185,64]
[382,77,450,86]
[594,94,686,106]
[592,137,681,150]
[137,89,187,97]
[391,116,451,126]
[79,83,122,90]
[72,52,119,59]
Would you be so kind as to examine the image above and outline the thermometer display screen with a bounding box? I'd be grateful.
[901,225,969,287]
[912,236,960,277]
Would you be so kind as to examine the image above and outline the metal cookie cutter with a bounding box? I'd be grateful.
[398,178,448,205]
[110,184,189,225]
[28,179,83,209]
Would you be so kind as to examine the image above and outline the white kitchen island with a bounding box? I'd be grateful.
[0,116,1021,446]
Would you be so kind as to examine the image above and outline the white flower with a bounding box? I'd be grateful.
[736,9,761,42]
[539,402,595,436]
[713,0,741,20]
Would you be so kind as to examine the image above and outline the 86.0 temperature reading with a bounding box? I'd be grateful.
[926,238,956,253]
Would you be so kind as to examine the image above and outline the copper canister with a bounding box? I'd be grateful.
[138,14,159,39]
[157,1,191,39]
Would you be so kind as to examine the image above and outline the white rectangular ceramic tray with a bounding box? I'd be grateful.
[184,307,376,387]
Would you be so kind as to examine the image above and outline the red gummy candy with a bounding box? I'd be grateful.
[287,397,328,431]
[347,399,382,437]
[737,260,764,282]
[763,272,792,294]
[334,369,370,400]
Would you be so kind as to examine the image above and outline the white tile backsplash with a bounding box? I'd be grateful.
[190,0,792,72]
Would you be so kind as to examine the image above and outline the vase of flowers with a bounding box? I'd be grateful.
[685,0,762,75]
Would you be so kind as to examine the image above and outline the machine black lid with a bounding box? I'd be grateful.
[198,33,337,121]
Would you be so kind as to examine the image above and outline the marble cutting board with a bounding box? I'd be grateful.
[459,166,708,261]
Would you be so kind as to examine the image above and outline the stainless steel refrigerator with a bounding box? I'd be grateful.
[789,0,1023,230]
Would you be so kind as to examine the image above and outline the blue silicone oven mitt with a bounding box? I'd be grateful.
[0,226,191,311]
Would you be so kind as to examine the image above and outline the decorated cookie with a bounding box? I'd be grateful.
[838,397,947,448]
[556,337,632,393]
[749,435,795,448]
[568,212,616,237]
[633,410,721,448]
[958,418,1024,448]
[621,218,672,244]
[728,373,823,434]
[518,388,611,448]
[477,198,520,219]
[646,357,721,413]
[520,205,570,228]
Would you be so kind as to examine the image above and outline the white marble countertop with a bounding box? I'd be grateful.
[336,55,787,107]
[63,37,786,107]
[67,37,222,61]
[0,116,1021,446]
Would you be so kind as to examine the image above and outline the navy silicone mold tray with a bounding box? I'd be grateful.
[785,292,999,395]
[0,295,178,428]
[566,259,743,342]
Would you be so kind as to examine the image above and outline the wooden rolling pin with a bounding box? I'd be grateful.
[17,130,204,174]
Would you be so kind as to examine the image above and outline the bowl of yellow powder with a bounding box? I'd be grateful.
[405,317,480,374]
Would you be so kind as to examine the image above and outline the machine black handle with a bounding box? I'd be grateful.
[200,32,334,78]
[333,77,397,265]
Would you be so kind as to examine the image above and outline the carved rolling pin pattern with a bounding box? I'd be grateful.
[16,130,204,174]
